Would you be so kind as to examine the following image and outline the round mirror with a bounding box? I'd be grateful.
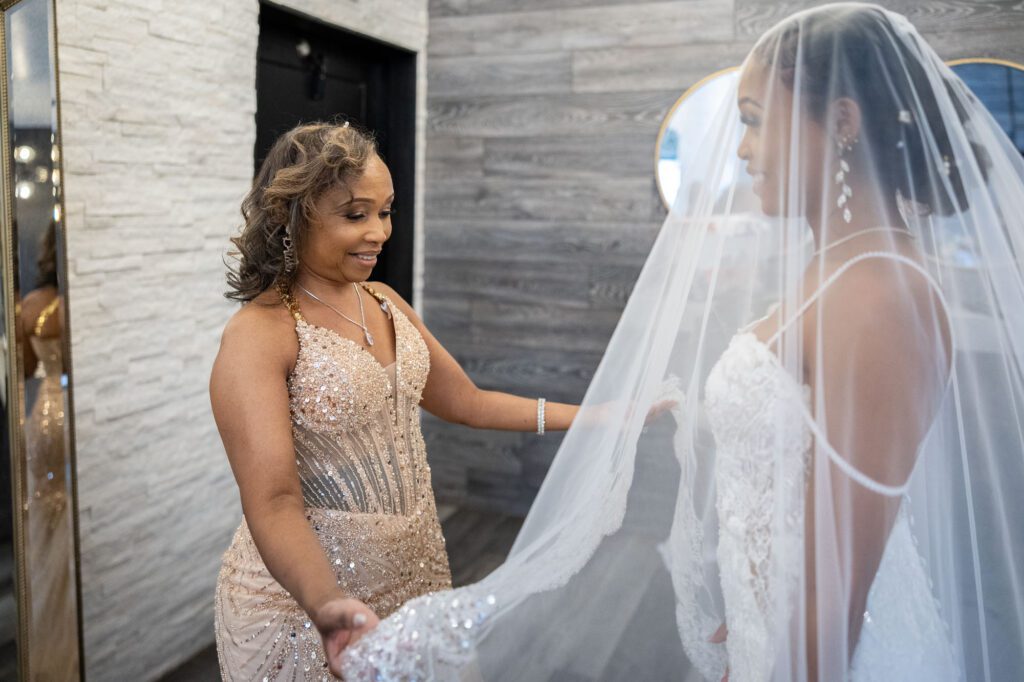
[948,58,1024,156]
[655,68,739,209]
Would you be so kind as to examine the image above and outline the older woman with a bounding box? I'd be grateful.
[210,122,578,680]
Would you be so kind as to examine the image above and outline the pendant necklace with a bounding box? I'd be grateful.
[297,283,375,346]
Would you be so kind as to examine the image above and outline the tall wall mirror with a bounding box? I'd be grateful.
[2,0,82,678]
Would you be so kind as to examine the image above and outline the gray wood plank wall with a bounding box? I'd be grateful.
[421,0,1024,515]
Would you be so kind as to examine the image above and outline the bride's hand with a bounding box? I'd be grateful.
[644,398,677,425]
[708,623,729,682]
[577,398,678,429]
[313,597,380,677]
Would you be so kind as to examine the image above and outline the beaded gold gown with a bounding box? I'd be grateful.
[25,299,77,682]
[215,285,452,680]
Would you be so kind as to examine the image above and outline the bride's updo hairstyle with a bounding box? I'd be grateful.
[751,4,986,216]
[226,121,378,302]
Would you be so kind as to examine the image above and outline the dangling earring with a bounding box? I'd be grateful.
[835,136,855,224]
[282,231,297,273]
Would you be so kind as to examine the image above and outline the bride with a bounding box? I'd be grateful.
[339,4,1024,680]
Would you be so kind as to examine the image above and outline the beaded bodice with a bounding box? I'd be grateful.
[280,284,433,515]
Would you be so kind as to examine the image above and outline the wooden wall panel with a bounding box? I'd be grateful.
[428,2,735,56]
[428,52,573,97]
[735,0,1022,38]
[427,90,683,137]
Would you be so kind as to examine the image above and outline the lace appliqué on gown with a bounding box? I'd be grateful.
[703,333,811,682]
[668,331,958,682]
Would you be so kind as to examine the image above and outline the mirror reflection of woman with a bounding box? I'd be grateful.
[210,122,580,679]
[19,219,75,682]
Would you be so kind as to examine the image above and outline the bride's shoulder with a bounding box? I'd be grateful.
[805,256,943,364]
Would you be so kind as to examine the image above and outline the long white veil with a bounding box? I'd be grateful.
[343,4,1024,680]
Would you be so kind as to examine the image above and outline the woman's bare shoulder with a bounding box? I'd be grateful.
[219,290,298,366]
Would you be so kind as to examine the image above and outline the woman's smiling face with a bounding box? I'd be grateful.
[299,155,395,284]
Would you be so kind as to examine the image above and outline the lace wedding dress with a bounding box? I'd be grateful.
[700,286,959,681]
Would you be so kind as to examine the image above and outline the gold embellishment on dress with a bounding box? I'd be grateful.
[275,279,304,322]
[33,296,60,337]
[359,282,391,317]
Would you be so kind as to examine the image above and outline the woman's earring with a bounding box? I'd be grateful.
[282,232,297,273]
[835,137,854,224]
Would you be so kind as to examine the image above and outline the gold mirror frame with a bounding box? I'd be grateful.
[0,0,83,678]
[656,58,1024,209]
[947,56,1024,70]
[947,58,1024,154]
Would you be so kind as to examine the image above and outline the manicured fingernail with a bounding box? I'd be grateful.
[353,613,367,627]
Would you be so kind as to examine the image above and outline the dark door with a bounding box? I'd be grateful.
[256,2,417,301]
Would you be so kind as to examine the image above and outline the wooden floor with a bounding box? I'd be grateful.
[157,506,523,681]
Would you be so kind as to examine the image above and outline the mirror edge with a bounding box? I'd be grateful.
[0,2,30,677]
[47,0,86,676]
[947,56,1024,70]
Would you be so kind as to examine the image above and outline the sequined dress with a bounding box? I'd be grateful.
[215,285,452,680]
[25,307,77,682]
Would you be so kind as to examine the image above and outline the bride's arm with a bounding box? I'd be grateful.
[369,282,579,431]
[802,261,949,679]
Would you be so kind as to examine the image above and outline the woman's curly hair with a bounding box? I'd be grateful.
[225,121,378,302]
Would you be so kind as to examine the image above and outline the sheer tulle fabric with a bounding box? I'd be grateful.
[343,4,1024,680]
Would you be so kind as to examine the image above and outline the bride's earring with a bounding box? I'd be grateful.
[835,136,855,224]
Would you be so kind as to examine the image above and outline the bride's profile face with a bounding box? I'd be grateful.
[736,59,828,218]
